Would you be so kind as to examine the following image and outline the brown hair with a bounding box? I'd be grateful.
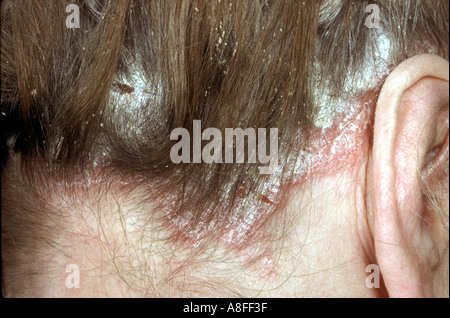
[1,0,449,261]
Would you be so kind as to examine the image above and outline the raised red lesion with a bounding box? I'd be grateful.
[112,82,135,95]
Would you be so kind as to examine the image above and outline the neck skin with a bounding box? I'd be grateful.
[2,102,383,298]
[2,152,379,297]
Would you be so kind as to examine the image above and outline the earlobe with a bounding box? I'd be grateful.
[371,54,449,298]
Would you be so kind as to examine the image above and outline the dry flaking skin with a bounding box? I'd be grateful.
[97,68,383,279]
[80,21,395,278]
[2,0,448,296]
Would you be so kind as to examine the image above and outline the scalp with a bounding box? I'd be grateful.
[1,0,449,296]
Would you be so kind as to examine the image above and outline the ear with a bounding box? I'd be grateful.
[371,54,449,298]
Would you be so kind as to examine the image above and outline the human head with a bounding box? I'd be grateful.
[1,0,448,297]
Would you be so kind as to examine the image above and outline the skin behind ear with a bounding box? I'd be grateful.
[371,54,449,298]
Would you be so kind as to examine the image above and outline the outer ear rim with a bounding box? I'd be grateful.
[374,54,449,236]
[372,54,449,298]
